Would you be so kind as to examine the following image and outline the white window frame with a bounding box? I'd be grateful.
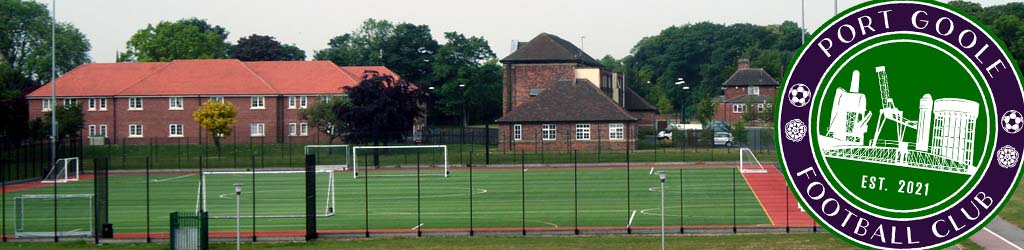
[209,96,224,103]
[576,124,591,141]
[42,99,53,112]
[733,104,746,113]
[98,98,107,111]
[129,97,143,110]
[169,124,184,137]
[99,125,108,138]
[129,124,144,138]
[250,123,265,137]
[513,124,522,141]
[250,96,265,110]
[609,123,624,140]
[542,124,557,141]
[300,123,309,136]
[63,99,77,107]
[289,123,297,136]
[169,97,184,110]
[757,103,766,112]
[299,96,308,109]
[288,96,297,109]
[747,86,760,95]
[88,125,97,137]
[87,98,96,111]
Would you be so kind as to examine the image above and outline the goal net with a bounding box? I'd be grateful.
[739,148,768,173]
[42,157,80,183]
[14,194,94,238]
[195,170,336,219]
[304,145,350,170]
[352,145,448,178]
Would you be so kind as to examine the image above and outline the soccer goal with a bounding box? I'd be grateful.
[14,194,94,238]
[739,148,768,173]
[304,145,350,170]
[195,170,336,219]
[42,157,80,183]
[352,145,448,178]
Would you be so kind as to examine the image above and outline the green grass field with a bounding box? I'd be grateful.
[2,166,769,236]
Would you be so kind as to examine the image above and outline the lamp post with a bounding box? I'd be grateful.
[234,183,242,250]
[674,78,689,124]
[656,171,669,250]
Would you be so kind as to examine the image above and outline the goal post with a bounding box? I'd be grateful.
[739,148,768,173]
[42,157,80,183]
[352,145,448,178]
[195,170,336,219]
[304,145,350,171]
[14,194,94,238]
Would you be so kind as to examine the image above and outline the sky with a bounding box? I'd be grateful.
[41,0,1019,63]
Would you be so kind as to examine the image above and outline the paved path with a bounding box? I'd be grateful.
[971,217,1024,249]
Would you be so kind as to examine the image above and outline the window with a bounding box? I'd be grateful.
[209,96,224,103]
[169,124,184,137]
[129,124,143,138]
[169,97,184,110]
[288,96,297,109]
[99,98,107,111]
[289,123,297,136]
[88,125,97,137]
[129,97,143,110]
[513,124,522,141]
[747,86,760,95]
[575,124,591,140]
[733,104,746,113]
[250,123,265,137]
[88,98,96,111]
[299,96,308,109]
[609,123,624,140]
[250,96,265,109]
[542,124,557,141]
[757,103,765,113]
[63,99,77,107]
[99,125,107,138]
[42,99,53,111]
[300,123,309,136]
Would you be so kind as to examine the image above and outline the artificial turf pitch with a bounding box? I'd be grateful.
[2,166,769,237]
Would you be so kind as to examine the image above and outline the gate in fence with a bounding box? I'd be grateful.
[170,212,208,250]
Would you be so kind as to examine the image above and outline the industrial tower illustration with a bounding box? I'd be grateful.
[817,66,980,175]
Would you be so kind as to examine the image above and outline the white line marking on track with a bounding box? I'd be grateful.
[152,174,196,183]
[983,227,1023,250]
[627,210,637,228]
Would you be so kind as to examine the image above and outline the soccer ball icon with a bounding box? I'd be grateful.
[785,119,807,142]
[997,145,1019,169]
[788,83,811,107]
[1002,110,1023,134]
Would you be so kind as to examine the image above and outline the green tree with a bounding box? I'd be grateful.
[119,18,230,62]
[694,97,718,125]
[192,100,237,156]
[300,97,349,144]
[731,120,748,147]
[229,34,305,61]
[315,19,439,85]
[28,103,83,140]
[429,32,500,126]
[1,0,91,84]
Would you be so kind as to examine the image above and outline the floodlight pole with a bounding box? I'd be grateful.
[657,171,668,250]
[234,183,242,250]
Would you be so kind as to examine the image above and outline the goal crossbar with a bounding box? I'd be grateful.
[304,145,351,170]
[351,145,449,178]
[196,170,336,219]
[14,194,94,238]
[42,157,80,183]
[739,147,768,173]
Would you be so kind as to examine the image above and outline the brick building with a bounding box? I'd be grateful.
[26,59,403,144]
[496,33,655,151]
[713,59,780,125]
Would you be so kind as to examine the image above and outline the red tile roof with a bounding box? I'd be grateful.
[27,59,385,98]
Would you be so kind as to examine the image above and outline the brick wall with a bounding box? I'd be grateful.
[497,122,636,151]
[630,111,656,131]
[503,63,576,114]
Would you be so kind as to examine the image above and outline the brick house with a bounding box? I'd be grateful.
[713,59,780,125]
[496,33,655,151]
[26,59,404,144]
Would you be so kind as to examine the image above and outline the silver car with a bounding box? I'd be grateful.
[713,132,734,147]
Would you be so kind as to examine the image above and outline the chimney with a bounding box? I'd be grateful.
[738,59,751,69]
[511,40,520,54]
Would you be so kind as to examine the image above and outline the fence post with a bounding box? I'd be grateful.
[485,123,490,165]
[2,146,5,242]
[146,157,151,242]
[626,144,631,234]
[251,154,257,241]
[679,168,684,234]
[469,150,474,236]
[521,150,526,236]
[733,167,737,233]
[304,154,317,241]
[416,152,422,237]
[573,150,579,235]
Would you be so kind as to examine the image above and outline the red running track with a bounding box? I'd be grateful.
[740,166,816,227]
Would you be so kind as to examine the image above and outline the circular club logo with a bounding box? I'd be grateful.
[778,1,1024,249]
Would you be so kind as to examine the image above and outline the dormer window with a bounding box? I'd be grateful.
[747,86,760,95]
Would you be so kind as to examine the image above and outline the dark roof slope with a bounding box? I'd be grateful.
[722,68,780,86]
[623,88,657,111]
[496,79,638,123]
[500,33,601,66]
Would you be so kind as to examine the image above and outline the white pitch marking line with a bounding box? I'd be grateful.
[649,167,654,175]
[983,227,1024,250]
[152,174,196,183]
[627,210,637,228]
[411,223,424,230]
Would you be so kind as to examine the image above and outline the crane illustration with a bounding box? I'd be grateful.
[870,66,918,149]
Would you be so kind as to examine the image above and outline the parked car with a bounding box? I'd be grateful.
[657,123,702,140]
[713,132,735,147]
[705,120,731,133]
[657,129,672,140]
